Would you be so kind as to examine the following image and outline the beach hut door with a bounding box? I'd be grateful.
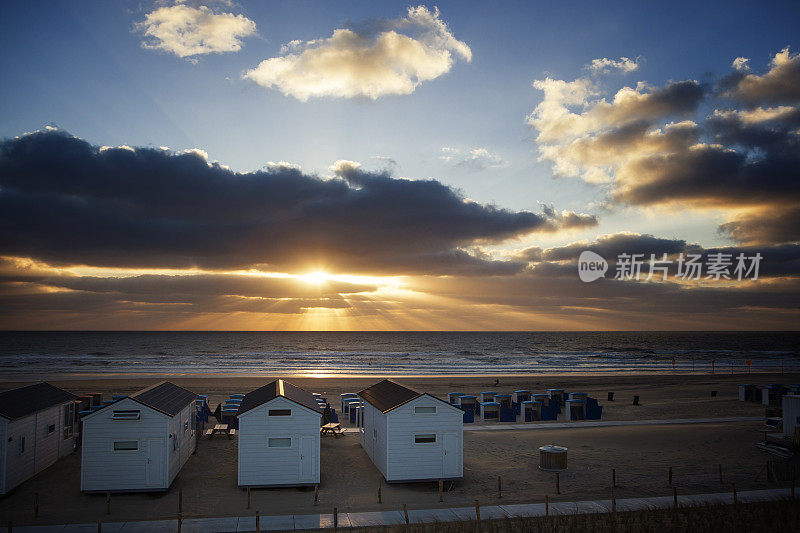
[146,438,164,486]
[442,433,459,477]
[299,436,314,482]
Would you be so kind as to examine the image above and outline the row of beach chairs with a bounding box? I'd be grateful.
[448,389,602,423]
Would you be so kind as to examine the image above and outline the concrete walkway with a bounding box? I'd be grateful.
[338,416,761,434]
[12,488,791,532]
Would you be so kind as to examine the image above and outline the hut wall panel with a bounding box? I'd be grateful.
[80,398,168,491]
[237,397,321,486]
[385,396,463,482]
[4,414,36,493]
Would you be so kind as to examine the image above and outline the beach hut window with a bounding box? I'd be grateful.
[113,441,138,451]
[112,409,141,420]
[268,437,291,448]
[414,406,436,414]
[47,424,55,435]
[414,434,437,444]
[63,403,74,439]
[268,409,292,417]
[184,420,189,432]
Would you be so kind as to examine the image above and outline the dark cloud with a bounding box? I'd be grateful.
[0,130,596,276]
[723,47,800,105]
[719,206,800,246]
[513,232,800,279]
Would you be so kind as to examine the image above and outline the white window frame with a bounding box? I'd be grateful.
[63,403,74,439]
[413,433,437,445]
[414,406,437,415]
[113,440,139,452]
[267,437,292,448]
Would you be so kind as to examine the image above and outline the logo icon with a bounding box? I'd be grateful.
[578,250,608,282]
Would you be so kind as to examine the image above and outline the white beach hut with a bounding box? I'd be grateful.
[358,379,463,483]
[236,379,322,487]
[80,381,197,492]
[0,383,77,495]
[783,394,800,438]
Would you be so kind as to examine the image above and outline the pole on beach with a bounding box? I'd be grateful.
[668,466,673,486]
[475,499,481,522]
[333,507,338,532]
[403,504,409,524]
[545,495,549,516]
[498,476,502,499]
[611,486,616,514]
[612,468,616,488]
[732,483,738,504]
[673,487,678,508]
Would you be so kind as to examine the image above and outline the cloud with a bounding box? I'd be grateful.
[0,130,596,276]
[724,47,800,104]
[439,147,506,170]
[587,56,640,74]
[244,6,471,100]
[527,47,800,246]
[135,3,256,59]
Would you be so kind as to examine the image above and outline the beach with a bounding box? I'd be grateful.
[1,372,798,526]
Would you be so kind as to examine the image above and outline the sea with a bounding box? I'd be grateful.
[0,331,798,378]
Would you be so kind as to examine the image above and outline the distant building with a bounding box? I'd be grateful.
[0,382,77,495]
[80,381,197,492]
[236,379,322,487]
[359,379,463,482]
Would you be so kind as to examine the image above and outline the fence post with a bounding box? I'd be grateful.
[732,483,738,504]
[673,487,678,508]
[403,504,409,524]
[612,468,616,488]
[439,479,443,502]
[256,511,260,533]
[333,507,338,533]
[545,495,549,516]
[668,466,673,486]
[498,476,502,499]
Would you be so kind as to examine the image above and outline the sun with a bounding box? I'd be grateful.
[298,271,330,284]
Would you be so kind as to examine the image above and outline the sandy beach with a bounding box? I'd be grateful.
[1,372,798,527]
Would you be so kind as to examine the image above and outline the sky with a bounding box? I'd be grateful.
[0,0,799,330]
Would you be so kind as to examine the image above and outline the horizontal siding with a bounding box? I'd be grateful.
[0,419,7,493]
[81,399,169,491]
[5,415,36,493]
[386,397,463,481]
[238,398,320,486]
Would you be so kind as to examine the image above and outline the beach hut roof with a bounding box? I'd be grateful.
[236,379,321,417]
[0,382,76,420]
[358,379,457,414]
[130,381,198,416]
